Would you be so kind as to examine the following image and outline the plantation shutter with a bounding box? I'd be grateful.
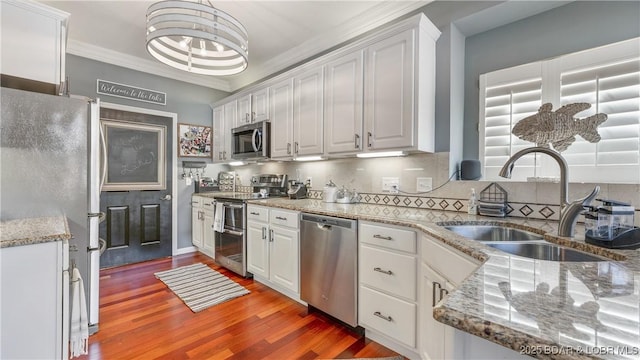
[559,39,640,183]
[480,38,640,183]
[479,63,543,180]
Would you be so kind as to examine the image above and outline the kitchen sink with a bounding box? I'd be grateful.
[443,225,543,242]
[487,242,605,262]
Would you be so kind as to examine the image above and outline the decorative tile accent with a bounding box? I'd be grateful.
[393,197,401,205]
[364,194,372,202]
[373,195,380,203]
[453,201,464,211]
[415,198,424,207]
[427,199,436,208]
[382,196,390,204]
[519,205,534,217]
[539,206,555,219]
[506,204,514,215]
[439,200,449,210]
[403,197,412,206]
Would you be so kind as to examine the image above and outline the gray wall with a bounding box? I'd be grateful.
[462,1,640,159]
[66,55,229,250]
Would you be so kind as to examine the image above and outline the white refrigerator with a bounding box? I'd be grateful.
[0,87,103,352]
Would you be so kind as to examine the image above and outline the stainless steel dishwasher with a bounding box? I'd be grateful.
[300,213,358,327]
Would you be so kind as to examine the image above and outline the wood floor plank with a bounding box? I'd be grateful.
[77,252,404,360]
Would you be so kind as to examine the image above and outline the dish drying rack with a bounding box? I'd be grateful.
[478,183,508,217]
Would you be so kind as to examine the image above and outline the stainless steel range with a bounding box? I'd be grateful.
[214,174,287,277]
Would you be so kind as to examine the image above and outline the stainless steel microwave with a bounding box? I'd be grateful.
[231,120,270,160]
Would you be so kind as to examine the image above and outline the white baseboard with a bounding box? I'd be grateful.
[174,246,197,256]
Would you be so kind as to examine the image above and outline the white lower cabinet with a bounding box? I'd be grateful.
[191,195,214,257]
[358,221,419,357]
[246,205,300,299]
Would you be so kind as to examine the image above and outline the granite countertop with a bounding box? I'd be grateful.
[0,216,71,248]
[196,192,640,359]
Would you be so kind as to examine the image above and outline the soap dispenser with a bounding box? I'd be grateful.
[468,188,478,215]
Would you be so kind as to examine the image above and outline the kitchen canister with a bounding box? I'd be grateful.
[323,180,338,203]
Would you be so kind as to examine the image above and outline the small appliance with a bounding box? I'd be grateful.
[231,120,270,160]
[287,180,308,199]
[585,199,640,249]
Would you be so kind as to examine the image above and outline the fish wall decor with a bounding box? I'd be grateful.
[511,103,607,152]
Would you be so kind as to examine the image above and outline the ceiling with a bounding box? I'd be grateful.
[42,0,432,92]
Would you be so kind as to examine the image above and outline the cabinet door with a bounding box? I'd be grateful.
[222,100,237,161]
[420,263,448,360]
[202,211,215,256]
[212,105,225,162]
[191,208,203,248]
[294,67,324,156]
[270,226,299,292]
[324,50,364,154]
[269,78,294,159]
[0,1,68,87]
[364,28,415,150]
[252,87,270,122]
[237,94,252,125]
[247,221,269,278]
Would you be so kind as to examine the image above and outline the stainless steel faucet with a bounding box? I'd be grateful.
[498,147,600,237]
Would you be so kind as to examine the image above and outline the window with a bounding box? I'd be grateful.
[479,38,640,183]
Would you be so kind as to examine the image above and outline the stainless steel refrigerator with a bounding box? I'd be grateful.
[0,87,102,334]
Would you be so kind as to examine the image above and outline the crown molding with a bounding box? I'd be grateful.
[66,40,232,92]
[227,1,433,91]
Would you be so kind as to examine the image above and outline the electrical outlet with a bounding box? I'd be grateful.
[382,177,400,193]
[306,177,312,188]
[416,177,433,192]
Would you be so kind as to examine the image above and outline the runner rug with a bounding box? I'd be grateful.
[154,263,250,313]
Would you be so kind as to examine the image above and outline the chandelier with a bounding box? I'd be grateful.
[146,0,248,76]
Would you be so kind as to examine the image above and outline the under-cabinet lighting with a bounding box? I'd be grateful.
[293,156,324,162]
[228,161,245,166]
[356,151,407,158]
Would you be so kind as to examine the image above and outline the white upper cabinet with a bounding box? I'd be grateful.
[270,78,295,159]
[362,17,439,153]
[324,50,364,155]
[211,100,236,162]
[364,29,416,151]
[0,0,69,90]
[237,87,270,125]
[293,66,324,157]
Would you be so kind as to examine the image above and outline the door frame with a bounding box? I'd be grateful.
[101,102,189,257]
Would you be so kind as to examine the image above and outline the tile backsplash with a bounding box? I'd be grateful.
[202,152,640,226]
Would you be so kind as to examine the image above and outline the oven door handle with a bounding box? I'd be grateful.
[223,229,244,237]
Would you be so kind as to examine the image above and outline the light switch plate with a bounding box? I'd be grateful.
[416,177,432,192]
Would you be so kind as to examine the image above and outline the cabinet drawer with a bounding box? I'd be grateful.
[191,196,203,208]
[270,209,299,229]
[360,222,416,253]
[359,286,416,348]
[360,245,416,301]
[201,198,215,211]
[247,205,269,223]
[422,235,479,287]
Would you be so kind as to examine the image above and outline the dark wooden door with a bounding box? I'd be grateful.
[99,107,173,268]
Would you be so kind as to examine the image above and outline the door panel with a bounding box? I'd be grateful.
[99,108,173,268]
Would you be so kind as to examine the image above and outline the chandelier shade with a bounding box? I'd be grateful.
[146,0,248,76]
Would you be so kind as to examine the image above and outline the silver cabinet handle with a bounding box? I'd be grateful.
[270,229,274,242]
[440,287,449,301]
[223,151,227,159]
[262,226,266,240]
[250,211,260,216]
[224,229,244,236]
[251,111,256,122]
[373,234,393,240]
[287,143,291,154]
[368,132,373,148]
[246,113,250,123]
[275,216,287,221]
[160,194,172,201]
[295,142,299,154]
[433,281,442,307]
[373,311,393,322]
[354,134,360,149]
[373,267,393,275]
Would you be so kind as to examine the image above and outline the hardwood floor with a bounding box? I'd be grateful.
[79,252,403,360]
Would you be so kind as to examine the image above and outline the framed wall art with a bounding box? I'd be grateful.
[102,119,167,191]
[178,123,212,158]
